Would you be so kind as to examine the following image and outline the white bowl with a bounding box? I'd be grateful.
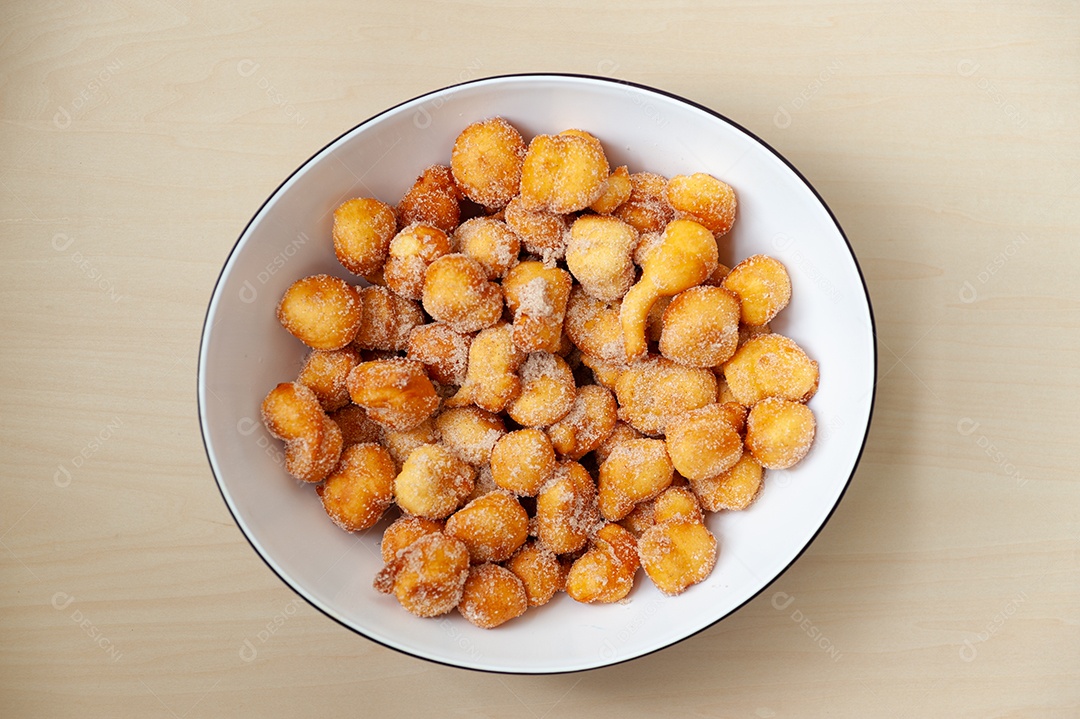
[198,74,876,674]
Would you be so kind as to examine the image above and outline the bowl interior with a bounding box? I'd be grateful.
[199,74,875,673]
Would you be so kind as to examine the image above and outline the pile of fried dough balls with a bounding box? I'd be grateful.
[261,117,819,629]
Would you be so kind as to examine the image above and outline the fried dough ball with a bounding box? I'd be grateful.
[535,460,599,555]
[346,359,439,431]
[489,429,555,496]
[450,117,526,210]
[502,261,573,353]
[328,404,381,445]
[666,173,737,236]
[614,357,718,436]
[380,417,438,468]
[651,486,704,525]
[519,132,609,214]
[665,403,744,481]
[503,195,569,264]
[353,286,424,351]
[598,438,674,521]
[406,323,472,386]
[454,217,520,279]
[380,516,444,563]
[593,421,644,465]
[261,382,343,483]
[722,254,792,326]
[659,286,740,368]
[316,443,396,531]
[297,347,361,412]
[393,444,475,519]
[276,274,363,351]
[283,415,343,484]
[384,224,452,300]
[690,453,765,512]
[447,323,525,412]
[614,172,674,233]
[375,532,470,618]
[722,334,819,405]
[717,401,748,433]
[590,165,633,215]
[566,523,639,604]
[745,397,816,470]
[435,407,505,465]
[397,165,460,233]
[422,254,503,333]
[332,197,396,279]
[445,490,529,563]
[620,219,718,359]
[457,563,528,628]
[563,286,629,363]
[507,541,566,607]
[580,354,624,392]
[546,384,617,459]
[566,215,639,302]
[638,520,717,596]
[507,353,576,427]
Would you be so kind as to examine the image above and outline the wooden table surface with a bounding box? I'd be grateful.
[3,1,1077,716]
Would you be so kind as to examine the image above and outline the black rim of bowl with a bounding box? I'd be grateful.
[196,72,878,675]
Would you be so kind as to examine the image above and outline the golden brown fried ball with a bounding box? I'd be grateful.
[745,397,816,470]
[722,254,792,326]
[651,486,704,525]
[489,428,556,497]
[658,286,740,368]
[261,382,342,483]
[614,356,718,436]
[453,217,520,279]
[690,453,765,512]
[592,421,644,466]
[446,322,525,413]
[384,224,452,301]
[276,274,363,351]
[535,460,599,555]
[503,195,569,264]
[353,285,424,352]
[666,173,737,236]
[502,261,573,354]
[614,172,674,233]
[565,523,639,604]
[457,563,528,628]
[393,444,476,519]
[397,165,460,233]
[519,132,609,214]
[546,384,618,460]
[380,417,438,468]
[317,443,396,531]
[374,532,470,618]
[506,352,576,427]
[597,438,674,521]
[422,254,503,333]
[665,403,744,481]
[406,322,472,387]
[332,197,397,280]
[566,215,639,302]
[328,404,381,445]
[506,541,566,607]
[638,520,717,596]
[346,359,439,431]
[434,407,505,466]
[445,490,529,563]
[563,286,629,363]
[297,347,361,412]
[450,117,526,210]
[722,333,819,405]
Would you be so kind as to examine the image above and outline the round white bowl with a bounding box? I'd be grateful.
[198,73,876,674]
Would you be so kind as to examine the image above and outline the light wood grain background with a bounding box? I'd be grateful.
[2,1,1077,716]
